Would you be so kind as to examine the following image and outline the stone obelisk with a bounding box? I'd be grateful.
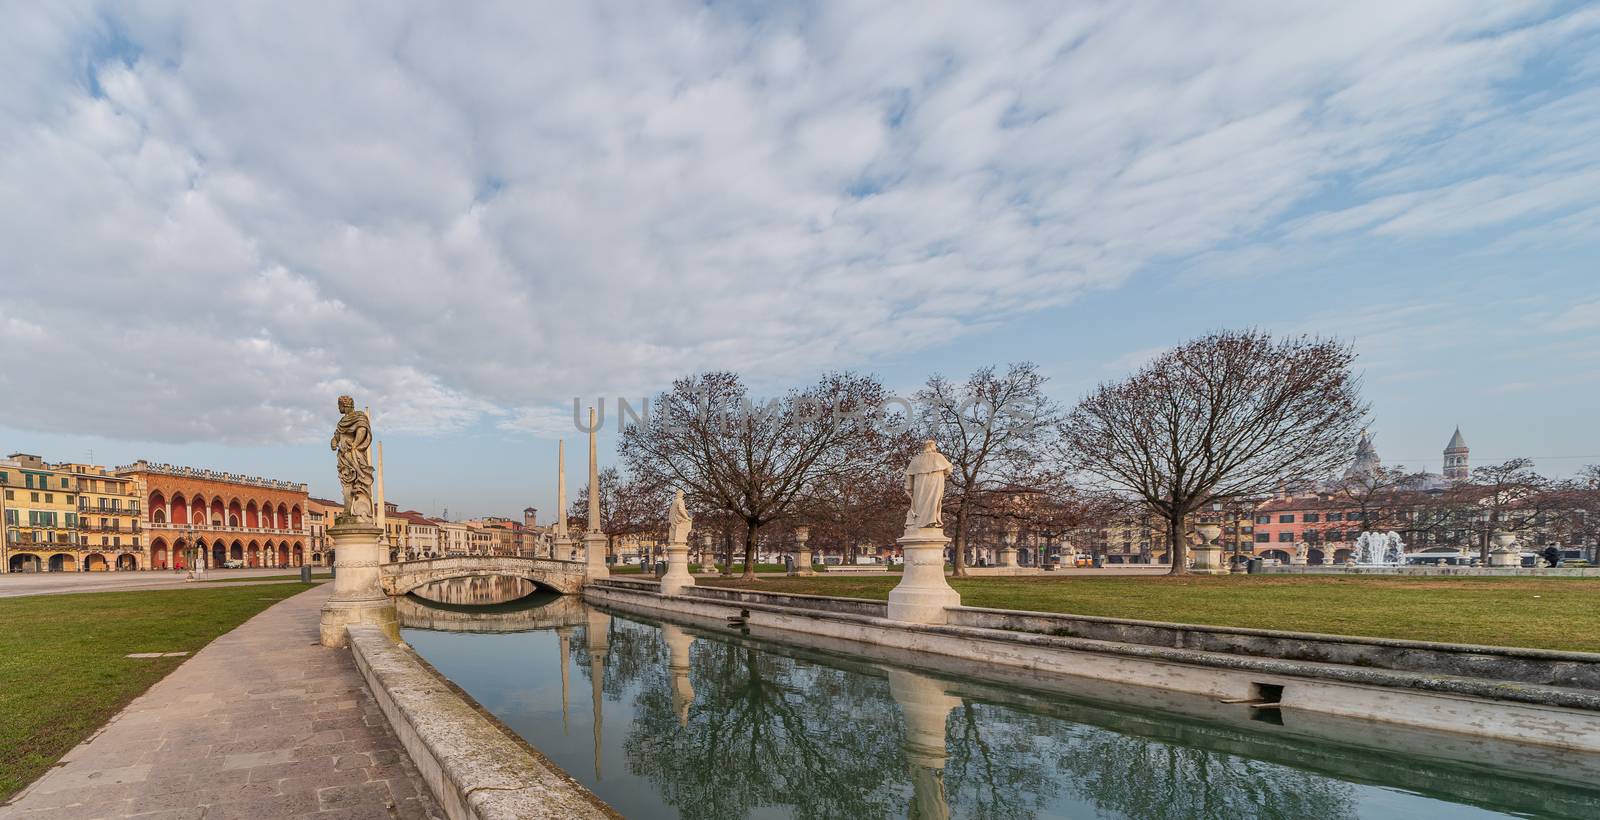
[553,441,574,561]
[582,407,609,578]
[320,395,398,647]
[373,439,388,559]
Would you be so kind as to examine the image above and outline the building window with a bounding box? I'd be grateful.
[1255,514,1270,525]
[1278,514,1295,523]
[1255,532,1270,543]
[1278,532,1294,542]
[1303,513,1320,523]
[1327,512,1343,521]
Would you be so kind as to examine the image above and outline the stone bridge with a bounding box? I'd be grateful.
[380,555,590,596]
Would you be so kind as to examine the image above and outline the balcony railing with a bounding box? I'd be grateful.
[78,522,141,533]
[78,503,141,515]
[146,522,305,536]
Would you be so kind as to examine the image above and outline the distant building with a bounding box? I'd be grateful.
[306,497,341,566]
[1444,427,1470,480]
[4,455,146,572]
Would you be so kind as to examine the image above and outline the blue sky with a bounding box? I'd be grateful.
[2,2,1598,518]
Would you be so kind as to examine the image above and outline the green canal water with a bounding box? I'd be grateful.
[400,578,1600,819]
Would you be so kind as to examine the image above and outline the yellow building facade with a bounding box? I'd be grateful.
[4,455,150,572]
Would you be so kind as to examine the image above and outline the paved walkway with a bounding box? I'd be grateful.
[0,570,330,599]
[2,585,441,820]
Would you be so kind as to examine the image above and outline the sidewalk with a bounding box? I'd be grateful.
[2,585,441,819]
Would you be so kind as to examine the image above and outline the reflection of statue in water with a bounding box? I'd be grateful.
[887,669,958,820]
[668,490,693,544]
[330,395,375,520]
[905,440,954,533]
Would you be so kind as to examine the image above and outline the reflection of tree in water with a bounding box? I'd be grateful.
[944,701,1357,820]
[602,620,910,820]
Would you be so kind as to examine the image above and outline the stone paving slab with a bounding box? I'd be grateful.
[2,585,441,820]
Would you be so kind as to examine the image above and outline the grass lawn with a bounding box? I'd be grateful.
[0,583,314,801]
[699,574,1600,653]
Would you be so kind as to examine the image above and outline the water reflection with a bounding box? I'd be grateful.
[399,584,1600,820]
[409,574,543,606]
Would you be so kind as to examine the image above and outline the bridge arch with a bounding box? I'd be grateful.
[380,555,588,597]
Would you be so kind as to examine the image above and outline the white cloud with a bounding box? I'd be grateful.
[0,1,1596,443]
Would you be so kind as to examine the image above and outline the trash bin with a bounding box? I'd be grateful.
[654,560,667,579]
[300,565,311,583]
[1247,558,1263,574]
[1091,556,1104,569]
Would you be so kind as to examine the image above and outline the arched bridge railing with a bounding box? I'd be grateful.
[380,555,590,596]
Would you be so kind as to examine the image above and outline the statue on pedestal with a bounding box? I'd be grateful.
[330,395,375,521]
[668,490,693,544]
[904,440,953,533]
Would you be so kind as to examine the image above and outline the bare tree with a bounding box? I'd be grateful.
[1330,464,1434,534]
[1448,458,1559,564]
[1552,466,1600,563]
[620,371,895,580]
[1057,331,1367,575]
[914,363,1061,577]
[573,467,670,564]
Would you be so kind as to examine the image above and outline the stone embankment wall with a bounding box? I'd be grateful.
[948,607,1600,689]
[586,579,1600,752]
[347,625,615,820]
[1262,565,1600,577]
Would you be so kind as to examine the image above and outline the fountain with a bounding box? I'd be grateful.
[1352,531,1406,566]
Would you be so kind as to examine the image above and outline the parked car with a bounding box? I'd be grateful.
[224,560,244,569]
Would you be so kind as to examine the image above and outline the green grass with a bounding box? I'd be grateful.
[0,584,314,801]
[698,574,1600,652]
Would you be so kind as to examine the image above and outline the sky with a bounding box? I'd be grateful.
[2,1,1598,519]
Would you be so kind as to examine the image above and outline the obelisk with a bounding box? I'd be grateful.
[373,440,388,559]
[553,441,574,560]
[582,407,609,578]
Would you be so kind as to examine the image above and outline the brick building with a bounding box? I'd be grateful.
[121,461,310,570]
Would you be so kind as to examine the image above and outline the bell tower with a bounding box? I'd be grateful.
[1443,427,1469,481]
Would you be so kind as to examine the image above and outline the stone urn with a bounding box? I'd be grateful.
[1191,524,1227,575]
[1488,532,1521,567]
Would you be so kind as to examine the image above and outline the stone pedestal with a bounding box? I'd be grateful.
[553,536,576,562]
[888,528,960,624]
[997,546,1018,568]
[1290,553,1309,566]
[319,519,397,648]
[1488,549,1521,567]
[1190,525,1228,575]
[583,532,609,579]
[660,538,695,596]
[790,548,815,576]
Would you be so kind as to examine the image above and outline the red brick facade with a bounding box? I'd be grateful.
[119,461,310,570]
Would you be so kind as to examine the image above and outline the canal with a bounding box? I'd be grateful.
[399,577,1600,819]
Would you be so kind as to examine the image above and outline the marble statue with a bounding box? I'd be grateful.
[668,490,693,544]
[330,395,375,520]
[904,440,953,532]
